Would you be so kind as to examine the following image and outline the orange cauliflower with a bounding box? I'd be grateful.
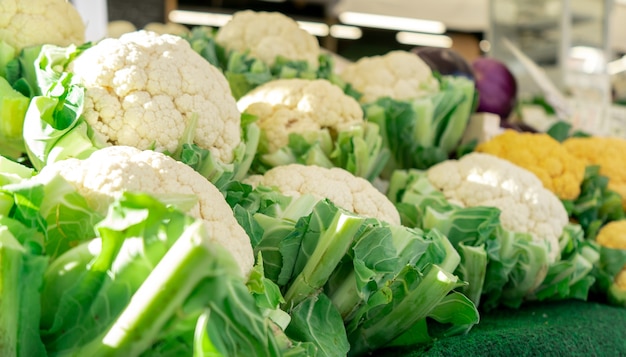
[475,130,586,200]
[596,220,626,249]
[563,136,626,209]
[595,220,626,306]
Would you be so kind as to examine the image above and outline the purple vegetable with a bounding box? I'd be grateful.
[412,47,474,80]
[472,57,517,120]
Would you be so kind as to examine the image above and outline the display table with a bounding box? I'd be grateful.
[378,300,626,356]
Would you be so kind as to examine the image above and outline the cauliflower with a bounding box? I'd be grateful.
[341,50,475,176]
[427,152,569,262]
[596,220,626,249]
[237,78,363,153]
[106,20,136,38]
[476,130,586,200]
[143,22,190,36]
[68,30,241,164]
[215,10,320,69]
[563,136,626,209]
[36,145,254,277]
[339,50,440,103]
[236,78,387,180]
[0,0,85,51]
[244,164,401,225]
[595,220,626,306]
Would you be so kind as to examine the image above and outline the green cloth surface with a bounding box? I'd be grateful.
[377,300,626,357]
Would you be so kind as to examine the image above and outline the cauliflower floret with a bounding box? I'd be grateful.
[237,78,364,153]
[244,164,401,225]
[37,145,254,277]
[0,0,85,51]
[427,152,568,263]
[215,10,320,69]
[339,50,440,103]
[563,136,626,209]
[68,30,241,164]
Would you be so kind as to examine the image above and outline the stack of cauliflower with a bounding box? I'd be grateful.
[1,3,624,357]
[8,5,593,304]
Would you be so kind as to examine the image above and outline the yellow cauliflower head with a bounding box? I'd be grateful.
[563,136,626,210]
[596,220,626,250]
[595,219,626,305]
[215,10,320,70]
[476,130,586,200]
[68,30,241,164]
[0,0,85,51]
[237,78,364,153]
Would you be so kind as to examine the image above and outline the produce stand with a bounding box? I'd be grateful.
[380,299,626,356]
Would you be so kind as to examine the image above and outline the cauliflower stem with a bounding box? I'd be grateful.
[224,179,479,355]
[593,221,626,307]
[39,192,283,356]
[0,75,29,159]
[0,217,48,357]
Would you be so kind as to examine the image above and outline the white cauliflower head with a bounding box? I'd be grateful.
[339,50,440,104]
[68,30,241,164]
[215,10,320,69]
[143,22,190,36]
[244,164,401,225]
[36,145,254,277]
[0,0,86,51]
[237,78,364,153]
[426,152,568,263]
[106,20,137,39]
